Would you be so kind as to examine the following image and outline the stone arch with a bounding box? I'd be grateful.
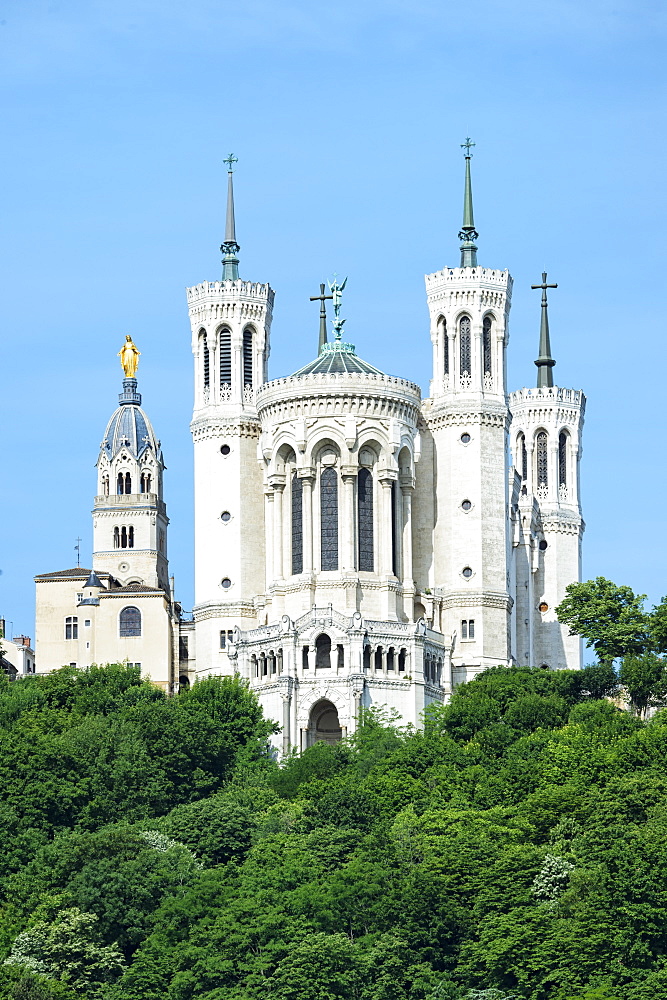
[308,698,342,746]
[304,428,346,468]
[315,633,331,668]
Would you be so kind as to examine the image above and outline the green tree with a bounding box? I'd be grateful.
[619,653,667,716]
[556,578,650,664]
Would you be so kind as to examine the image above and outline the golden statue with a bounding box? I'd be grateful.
[118,335,140,378]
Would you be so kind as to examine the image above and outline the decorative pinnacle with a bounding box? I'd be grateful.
[531,271,558,388]
[310,283,333,353]
[458,138,478,268]
[221,154,240,280]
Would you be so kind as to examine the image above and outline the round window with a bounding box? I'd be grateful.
[220,444,231,456]
[539,539,548,551]
[462,500,472,511]
[221,511,231,522]
[462,566,473,578]
[539,602,549,613]
[221,577,232,589]
[460,433,471,444]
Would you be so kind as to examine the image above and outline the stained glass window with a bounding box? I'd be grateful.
[520,434,528,481]
[219,328,231,388]
[559,432,567,486]
[441,317,449,375]
[483,316,492,376]
[243,329,253,386]
[200,330,209,389]
[320,467,338,571]
[291,472,303,575]
[119,606,141,637]
[536,431,548,487]
[459,316,471,375]
[357,468,373,571]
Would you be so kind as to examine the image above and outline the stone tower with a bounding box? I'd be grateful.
[93,363,170,592]
[509,274,585,669]
[417,141,513,680]
[188,158,274,674]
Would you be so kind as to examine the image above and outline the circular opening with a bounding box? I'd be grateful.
[461,500,472,511]
[539,601,549,613]
[220,444,231,456]
[462,566,473,579]
[221,577,232,590]
[540,663,550,670]
[539,539,548,551]
[221,511,231,522]
[460,433,471,444]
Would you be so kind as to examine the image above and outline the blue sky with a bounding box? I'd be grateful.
[2,0,666,641]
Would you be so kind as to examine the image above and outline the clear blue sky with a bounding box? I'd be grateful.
[2,0,666,641]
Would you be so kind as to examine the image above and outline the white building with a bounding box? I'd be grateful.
[34,145,584,751]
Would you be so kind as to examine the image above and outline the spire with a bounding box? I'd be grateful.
[310,283,333,353]
[531,272,558,388]
[220,153,240,281]
[458,138,479,268]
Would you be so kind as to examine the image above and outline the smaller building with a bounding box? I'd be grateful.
[0,625,35,678]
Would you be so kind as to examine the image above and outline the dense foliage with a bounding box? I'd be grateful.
[3,660,667,999]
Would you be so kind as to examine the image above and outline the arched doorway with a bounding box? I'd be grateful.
[308,699,342,746]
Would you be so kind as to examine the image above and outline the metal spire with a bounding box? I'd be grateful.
[310,283,333,353]
[531,272,558,388]
[458,138,479,268]
[221,154,240,281]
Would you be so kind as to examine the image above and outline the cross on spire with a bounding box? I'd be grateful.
[223,153,238,172]
[74,537,82,568]
[461,136,475,157]
[458,139,478,267]
[221,154,240,279]
[310,283,333,353]
[531,272,558,388]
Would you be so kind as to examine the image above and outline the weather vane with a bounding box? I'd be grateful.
[223,153,238,172]
[461,137,475,157]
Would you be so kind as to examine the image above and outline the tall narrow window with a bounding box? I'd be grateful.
[121,526,128,548]
[559,432,567,487]
[113,526,120,548]
[391,481,399,576]
[117,473,124,495]
[320,467,338,571]
[439,317,449,376]
[200,330,209,390]
[357,468,374,572]
[483,316,492,377]
[243,329,253,387]
[102,474,109,496]
[65,616,78,640]
[461,620,468,639]
[125,472,132,494]
[536,431,548,488]
[291,472,303,575]
[128,526,134,549]
[519,433,527,482]
[119,606,141,637]
[459,316,471,376]
[219,328,232,390]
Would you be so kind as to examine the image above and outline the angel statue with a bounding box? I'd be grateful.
[118,335,140,378]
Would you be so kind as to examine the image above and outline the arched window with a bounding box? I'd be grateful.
[518,433,527,482]
[121,526,128,548]
[459,316,471,376]
[219,328,232,390]
[128,526,134,549]
[140,472,151,494]
[113,526,120,549]
[315,633,331,668]
[117,473,124,495]
[291,472,303,575]
[559,432,567,487]
[102,474,109,496]
[243,329,253,387]
[320,466,338,571]
[125,472,132,494]
[374,647,383,671]
[119,606,141,637]
[438,316,449,376]
[483,316,492,377]
[536,431,548,488]
[65,616,78,640]
[357,468,373,571]
[199,330,209,390]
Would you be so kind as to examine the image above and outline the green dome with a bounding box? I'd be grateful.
[292,340,384,377]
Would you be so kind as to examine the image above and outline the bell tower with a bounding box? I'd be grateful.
[420,140,513,679]
[188,157,274,675]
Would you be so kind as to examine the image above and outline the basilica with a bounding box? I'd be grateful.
[34,146,585,751]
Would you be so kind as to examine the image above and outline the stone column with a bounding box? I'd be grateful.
[527,441,535,496]
[233,344,242,404]
[378,475,395,576]
[264,488,274,585]
[281,692,291,756]
[269,476,286,580]
[300,470,314,573]
[341,467,357,572]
